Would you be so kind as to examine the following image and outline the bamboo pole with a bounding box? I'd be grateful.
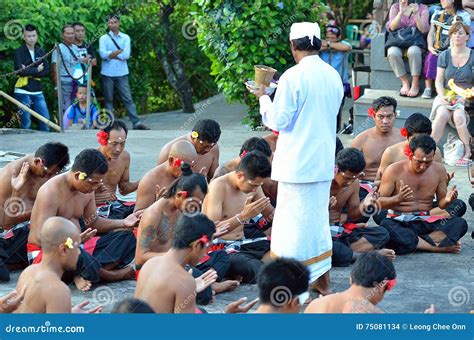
[0,91,61,132]
[55,44,64,132]
[85,62,92,129]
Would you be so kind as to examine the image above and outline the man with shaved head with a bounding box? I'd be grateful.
[158,119,221,181]
[134,140,198,212]
[15,217,101,313]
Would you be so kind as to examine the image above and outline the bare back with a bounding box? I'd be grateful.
[305,292,382,313]
[134,164,175,212]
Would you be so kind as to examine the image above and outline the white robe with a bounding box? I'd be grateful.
[260,54,343,282]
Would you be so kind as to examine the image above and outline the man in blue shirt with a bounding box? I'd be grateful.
[99,14,149,130]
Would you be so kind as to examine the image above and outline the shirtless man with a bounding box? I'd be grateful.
[0,142,69,282]
[352,96,404,194]
[375,113,465,223]
[378,135,468,255]
[95,121,139,219]
[135,214,216,313]
[158,119,221,181]
[136,164,238,303]
[330,148,394,267]
[263,131,278,153]
[28,149,140,291]
[134,140,197,212]
[15,217,101,313]
[254,258,309,314]
[203,151,274,283]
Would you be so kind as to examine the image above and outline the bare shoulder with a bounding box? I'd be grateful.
[305,295,331,313]
[384,160,405,176]
[351,130,370,148]
[121,149,131,162]
[208,174,228,192]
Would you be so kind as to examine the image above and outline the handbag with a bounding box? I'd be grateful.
[385,27,426,49]
[443,133,465,166]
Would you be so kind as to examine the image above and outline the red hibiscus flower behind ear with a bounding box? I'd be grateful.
[97,131,109,146]
[404,144,413,160]
[368,107,376,118]
[400,127,408,137]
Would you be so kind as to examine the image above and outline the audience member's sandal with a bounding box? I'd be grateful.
[421,88,432,99]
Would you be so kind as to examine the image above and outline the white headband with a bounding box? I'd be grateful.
[289,22,321,45]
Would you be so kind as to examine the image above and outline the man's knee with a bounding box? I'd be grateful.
[446,199,467,218]
[332,241,353,267]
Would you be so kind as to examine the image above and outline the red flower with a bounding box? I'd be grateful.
[198,234,209,245]
[368,107,376,118]
[400,127,408,137]
[272,130,280,136]
[173,158,183,167]
[96,131,108,146]
[404,144,413,160]
[240,150,247,158]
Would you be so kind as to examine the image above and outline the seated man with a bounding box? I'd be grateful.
[351,96,404,197]
[375,113,466,223]
[28,149,140,291]
[95,121,139,219]
[213,137,272,179]
[135,214,217,313]
[378,135,468,255]
[0,142,69,282]
[15,217,101,313]
[158,119,221,181]
[254,258,309,314]
[134,140,197,212]
[330,148,394,267]
[203,151,274,283]
[135,163,238,304]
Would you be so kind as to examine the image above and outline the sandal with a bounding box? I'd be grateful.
[455,157,473,166]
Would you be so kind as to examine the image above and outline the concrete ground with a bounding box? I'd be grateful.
[0,94,473,313]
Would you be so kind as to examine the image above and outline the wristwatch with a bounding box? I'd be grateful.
[327,40,331,48]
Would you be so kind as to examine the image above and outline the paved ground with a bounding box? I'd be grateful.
[0,94,473,313]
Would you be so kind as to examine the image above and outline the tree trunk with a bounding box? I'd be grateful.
[156,2,195,113]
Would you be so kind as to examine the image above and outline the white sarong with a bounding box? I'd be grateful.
[270,181,332,283]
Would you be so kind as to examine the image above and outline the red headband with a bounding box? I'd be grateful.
[386,278,397,291]
[97,131,108,146]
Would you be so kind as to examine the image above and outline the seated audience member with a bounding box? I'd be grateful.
[62,85,98,129]
[134,140,197,212]
[15,217,102,313]
[422,0,470,99]
[378,135,468,255]
[203,151,274,284]
[0,143,69,282]
[386,0,429,97]
[95,121,139,218]
[430,21,474,165]
[158,119,221,181]
[330,148,394,267]
[111,298,154,313]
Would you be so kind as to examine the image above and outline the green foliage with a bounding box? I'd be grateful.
[0,0,216,128]
[192,0,324,129]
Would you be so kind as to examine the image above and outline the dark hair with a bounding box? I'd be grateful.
[71,149,108,175]
[350,251,396,288]
[103,120,128,136]
[326,24,341,37]
[236,151,272,180]
[336,136,344,156]
[372,96,397,113]
[240,137,272,157]
[165,163,208,198]
[72,22,85,29]
[111,298,154,313]
[454,0,464,12]
[173,214,216,249]
[404,113,432,138]
[336,147,366,173]
[257,258,309,306]
[192,119,221,144]
[291,36,322,51]
[106,13,120,22]
[409,135,437,155]
[35,142,69,170]
[24,24,37,33]
[62,24,74,33]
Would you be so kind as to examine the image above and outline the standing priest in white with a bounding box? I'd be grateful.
[248,22,343,294]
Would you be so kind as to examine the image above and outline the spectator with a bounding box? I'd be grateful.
[374,0,395,26]
[51,25,84,114]
[386,0,430,98]
[62,85,98,130]
[73,22,97,67]
[99,14,149,130]
[422,0,470,99]
[431,21,474,165]
[13,24,51,131]
[463,0,474,47]
[320,25,352,131]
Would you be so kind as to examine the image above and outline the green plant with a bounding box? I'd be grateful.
[192,0,323,129]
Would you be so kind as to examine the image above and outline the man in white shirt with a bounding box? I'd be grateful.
[248,22,343,294]
[99,14,149,130]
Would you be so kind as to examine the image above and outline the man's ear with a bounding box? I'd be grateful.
[34,157,44,167]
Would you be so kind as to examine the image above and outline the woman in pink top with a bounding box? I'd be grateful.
[386,0,430,97]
